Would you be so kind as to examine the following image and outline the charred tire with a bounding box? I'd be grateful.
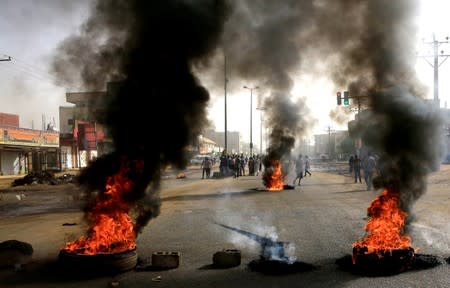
[58,249,137,275]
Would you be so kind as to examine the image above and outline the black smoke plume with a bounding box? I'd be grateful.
[218,1,316,179]
[320,0,445,220]
[228,1,443,217]
[52,0,445,231]
[215,0,444,215]
[52,0,229,233]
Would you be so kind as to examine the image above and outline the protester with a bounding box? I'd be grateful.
[349,155,354,174]
[293,154,304,186]
[254,155,261,176]
[353,154,362,183]
[304,155,311,177]
[201,157,212,179]
[219,153,228,177]
[363,152,377,190]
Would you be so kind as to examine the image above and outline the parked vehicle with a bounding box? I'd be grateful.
[190,155,208,165]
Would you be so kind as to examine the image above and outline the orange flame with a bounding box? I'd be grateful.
[63,163,138,255]
[352,188,412,261]
[266,160,284,191]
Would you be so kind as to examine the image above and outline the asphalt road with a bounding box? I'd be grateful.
[1,165,450,287]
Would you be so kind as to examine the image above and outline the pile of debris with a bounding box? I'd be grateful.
[11,171,77,187]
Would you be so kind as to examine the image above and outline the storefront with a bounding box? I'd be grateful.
[0,126,60,175]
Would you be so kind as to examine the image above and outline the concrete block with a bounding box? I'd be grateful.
[152,251,180,269]
[213,249,241,268]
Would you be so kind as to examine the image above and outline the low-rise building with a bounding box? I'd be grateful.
[59,87,112,169]
[0,112,60,175]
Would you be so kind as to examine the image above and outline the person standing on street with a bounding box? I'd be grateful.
[363,152,377,190]
[293,154,304,186]
[349,155,354,174]
[304,155,312,177]
[201,157,212,179]
[353,154,362,183]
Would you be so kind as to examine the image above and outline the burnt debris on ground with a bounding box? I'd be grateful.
[11,171,77,187]
[336,253,444,277]
[248,258,316,275]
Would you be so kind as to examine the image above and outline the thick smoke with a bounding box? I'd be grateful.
[369,88,444,215]
[51,0,129,91]
[262,94,309,180]
[53,0,444,230]
[217,1,316,175]
[52,0,229,233]
[320,0,445,218]
[215,0,443,216]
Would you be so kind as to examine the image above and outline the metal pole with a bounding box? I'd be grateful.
[260,112,263,155]
[224,54,228,154]
[328,126,331,158]
[250,89,253,157]
[433,34,439,106]
[243,86,259,157]
[256,107,265,155]
[418,34,450,108]
[0,55,11,174]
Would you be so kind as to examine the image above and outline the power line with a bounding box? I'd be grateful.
[0,53,83,91]
[0,54,59,84]
[417,34,450,107]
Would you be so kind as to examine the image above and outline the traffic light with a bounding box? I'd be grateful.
[337,92,342,105]
[343,91,349,105]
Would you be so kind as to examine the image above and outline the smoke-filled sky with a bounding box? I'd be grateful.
[0,0,448,145]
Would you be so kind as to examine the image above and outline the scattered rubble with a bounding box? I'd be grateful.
[11,171,77,187]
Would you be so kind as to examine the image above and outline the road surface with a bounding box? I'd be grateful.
[1,164,450,287]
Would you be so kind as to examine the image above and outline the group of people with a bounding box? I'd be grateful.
[293,154,311,186]
[216,153,263,178]
[349,152,377,191]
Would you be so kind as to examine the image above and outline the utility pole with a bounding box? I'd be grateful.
[419,34,450,107]
[326,125,335,160]
[243,86,259,157]
[0,55,11,175]
[256,107,265,155]
[224,54,228,154]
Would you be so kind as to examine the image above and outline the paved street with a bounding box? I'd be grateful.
[1,165,450,287]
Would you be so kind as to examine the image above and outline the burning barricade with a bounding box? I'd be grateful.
[59,161,140,274]
[337,187,443,276]
[351,188,415,274]
[261,159,295,191]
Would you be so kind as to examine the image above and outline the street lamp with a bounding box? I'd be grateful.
[256,107,265,155]
[243,85,259,157]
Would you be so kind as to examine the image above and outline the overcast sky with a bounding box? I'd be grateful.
[0,0,449,149]
[0,0,90,129]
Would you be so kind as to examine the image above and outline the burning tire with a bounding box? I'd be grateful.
[337,248,443,276]
[352,246,415,275]
[58,248,137,275]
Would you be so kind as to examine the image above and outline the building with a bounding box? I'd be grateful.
[187,135,221,155]
[59,85,113,169]
[197,135,220,154]
[0,112,60,175]
[314,130,351,160]
[203,129,241,155]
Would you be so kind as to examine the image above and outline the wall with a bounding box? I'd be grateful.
[0,151,20,175]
